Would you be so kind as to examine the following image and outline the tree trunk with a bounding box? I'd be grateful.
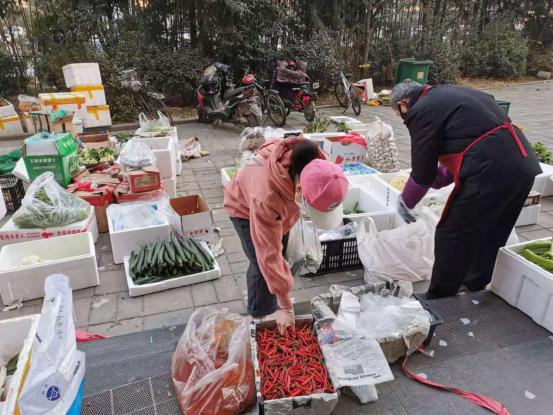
[189,0,197,48]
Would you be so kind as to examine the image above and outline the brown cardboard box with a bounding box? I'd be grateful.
[170,195,214,243]
[121,165,162,193]
[79,133,117,150]
[29,111,77,136]
[114,182,164,203]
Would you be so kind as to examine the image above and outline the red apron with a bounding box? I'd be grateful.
[417,85,529,225]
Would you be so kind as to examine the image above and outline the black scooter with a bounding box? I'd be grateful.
[196,63,262,127]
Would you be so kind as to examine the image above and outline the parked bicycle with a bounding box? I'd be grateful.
[119,69,174,125]
[334,71,362,116]
[242,69,286,127]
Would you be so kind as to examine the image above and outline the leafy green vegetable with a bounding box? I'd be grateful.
[114,132,134,144]
[6,353,19,376]
[532,142,552,165]
[303,114,330,134]
[78,147,115,165]
[331,120,351,132]
[344,201,364,215]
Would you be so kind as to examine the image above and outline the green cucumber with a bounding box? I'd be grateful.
[165,240,176,263]
[191,239,214,268]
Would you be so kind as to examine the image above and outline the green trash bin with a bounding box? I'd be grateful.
[395,58,433,85]
[495,99,511,115]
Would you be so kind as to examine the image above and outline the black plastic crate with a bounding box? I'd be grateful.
[0,174,25,214]
[314,237,363,275]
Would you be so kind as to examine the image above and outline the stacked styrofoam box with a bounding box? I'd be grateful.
[343,185,396,231]
[38,92,87,120]
[63,63,111,128]
[533,163,553,197]
[0,233,99,305]
[134,136,177,179]
[328,116,363,128]
[0,100,24,137]
[491,238,553,333]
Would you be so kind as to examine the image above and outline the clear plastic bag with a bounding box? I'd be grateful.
[18,274,85,415]
[117,138,156,168]
[108,200,166,231]
[361,116,399,173]
[238,127,267,153]
[356,214,437,282]
[172,307,255,415]
[286,215,323,276]
[13,172,91,228]
[138,111,171,133]
[17,94,41,112]
[319,221,358,242]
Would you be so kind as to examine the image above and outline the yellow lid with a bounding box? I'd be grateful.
[40,93,86,105]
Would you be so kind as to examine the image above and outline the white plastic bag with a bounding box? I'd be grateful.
[108,200,166,231]
[138,111,171,133]
[12,172,91,228]
[238,127,267,153]
[171,307,255,415]
[361,117,399,173]
[182,136,202,159]
[357,214,437,282]
[117,137,156,168]
[18,274,85,415]
[286,215,323,276]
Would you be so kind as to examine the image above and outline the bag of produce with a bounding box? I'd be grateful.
[139,111,171,133]
[361,116,399,173]
[172,307,255,415]
[286,212,323,276]
[238,127,267,153]
[18,274,85,415]
[12,172,91,228]
[117,138,156,169]
[357,213,437,282]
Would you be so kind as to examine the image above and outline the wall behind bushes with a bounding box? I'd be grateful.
[0,0,551,121]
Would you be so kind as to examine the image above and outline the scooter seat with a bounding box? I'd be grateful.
[224,87,245,100]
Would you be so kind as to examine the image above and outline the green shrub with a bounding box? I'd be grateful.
[527,44,553,74]
[463,20,528,79]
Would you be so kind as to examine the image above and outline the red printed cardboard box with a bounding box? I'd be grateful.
[170,195,214,243]
[121,165,161,193]
[114,182,164,203]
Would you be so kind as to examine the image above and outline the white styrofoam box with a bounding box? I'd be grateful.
[107,204,171,264]
[70,84,106,106]
[162,177,177,198]
[302,132,343,155]
[532,163,553,196]
[63,62,102,88]
[0,232,98,304]
[0,184,6,220]
[0,99,16,118]
[123,243,221,297]
[328,116,363,127]
[176,151,183,176]
[0,206,98,247]
[11,157,30,184]
[134,136,177,179]
[134,126,178,138]
[83,105,112,128]
[39,92,87,119]
[0,315,39,415]
[221,167,237,188]
[0,114,24,137]
[491,238,553,333]
[515,204,540,227]
[355,78,375,102]
[343,186,395,231]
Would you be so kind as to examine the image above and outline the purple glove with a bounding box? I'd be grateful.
[431,165,453,189]
[401,177,430,209]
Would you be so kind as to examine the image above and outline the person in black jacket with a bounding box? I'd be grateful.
[391,80,541,299]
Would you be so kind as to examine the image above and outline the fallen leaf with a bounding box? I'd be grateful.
[460,318,471,325]
[524,391,536,400]
[92,298,110,308]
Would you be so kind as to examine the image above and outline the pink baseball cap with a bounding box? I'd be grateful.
[300,159,349,230]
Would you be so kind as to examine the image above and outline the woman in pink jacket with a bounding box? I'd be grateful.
[224,138,348,333]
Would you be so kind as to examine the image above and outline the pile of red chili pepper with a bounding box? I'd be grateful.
[256,322,335,400]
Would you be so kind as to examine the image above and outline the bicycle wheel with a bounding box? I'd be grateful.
[350,86,362,116]
[334,82,348,108]
[266,93,286,127]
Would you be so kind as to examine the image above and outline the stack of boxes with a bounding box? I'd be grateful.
[0,99,24,138]
[62,63,112,128]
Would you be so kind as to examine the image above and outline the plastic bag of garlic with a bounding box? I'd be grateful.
[359,117,400,173]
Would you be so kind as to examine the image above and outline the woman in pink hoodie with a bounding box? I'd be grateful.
[224,138,348,333]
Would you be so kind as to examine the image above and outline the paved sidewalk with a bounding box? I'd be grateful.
[0,81,552,336]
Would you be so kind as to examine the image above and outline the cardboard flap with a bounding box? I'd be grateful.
[170,195,210,216]
[53,132,78,156]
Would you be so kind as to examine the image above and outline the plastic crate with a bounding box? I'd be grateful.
[0,174,25,214]
[495,99,510,114]
[315,237,362,275]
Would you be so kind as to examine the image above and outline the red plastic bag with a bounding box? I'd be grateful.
[172,307,255,415]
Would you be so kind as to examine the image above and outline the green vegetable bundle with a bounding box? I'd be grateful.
[519,241,553,273]
[78,147,115,166]
[331,120,351,133]
[129,233,215,285]
[303,115,330,134]
[531,142,552,165]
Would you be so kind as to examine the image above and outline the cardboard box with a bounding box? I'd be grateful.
[0,206,98,247]
[23,131,80,186]
[325,132,367,164]
[122,165,161,193]
[114,182,164,203]
[70,84,106,106]
[0,232,99,304]
[123,242,220,297]
[84,105,112,128]
[69,186,114,234]
[22,112,36,133]
[29,111,77,136]
[107,203,171,264]
[39,92,87,119]
[1,315,40,415]
[0,98,16,118]
[170,195,214,243]
[0,114,24,138]
[63,62,102,88]
[78,132,115,150]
